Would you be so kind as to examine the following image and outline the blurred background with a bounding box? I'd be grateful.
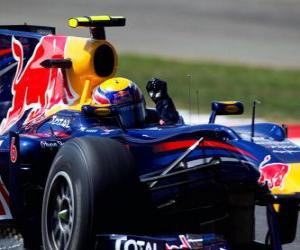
[1,0,300,248]
[2,0,300,122]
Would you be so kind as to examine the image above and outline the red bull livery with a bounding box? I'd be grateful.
[259,162,290,190]
[0,16,299,250]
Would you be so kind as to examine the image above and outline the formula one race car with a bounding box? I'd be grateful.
[0,16,299,250]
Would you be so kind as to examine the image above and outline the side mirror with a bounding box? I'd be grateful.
[209,101,244,124]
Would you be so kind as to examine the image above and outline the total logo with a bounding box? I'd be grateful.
[115,237,157,250]
[114,235,193,250]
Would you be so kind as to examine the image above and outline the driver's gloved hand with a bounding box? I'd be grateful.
[146,78,168,103]
[146,78,179,125]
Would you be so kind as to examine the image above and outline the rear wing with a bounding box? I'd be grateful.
[0,25,55,35]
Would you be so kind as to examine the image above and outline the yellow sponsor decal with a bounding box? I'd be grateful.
[224,105,239,113]
[90,16,110,21]
[220,101,237,105]
[270,163,300,195]
[95,107,111,116]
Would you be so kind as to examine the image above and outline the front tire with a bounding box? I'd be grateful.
[42,137,143,250]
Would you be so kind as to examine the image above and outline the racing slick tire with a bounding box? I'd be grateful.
[41,137,146,250]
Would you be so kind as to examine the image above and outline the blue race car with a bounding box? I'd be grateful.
[0,16,299,250]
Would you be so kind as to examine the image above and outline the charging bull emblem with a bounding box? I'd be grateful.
[0,36,76,134]
[258,155,289,190]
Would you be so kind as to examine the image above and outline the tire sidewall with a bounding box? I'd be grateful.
[42,141,94,250]
[41,137,144,250]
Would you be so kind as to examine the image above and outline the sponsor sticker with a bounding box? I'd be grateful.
[40,141,63,149]
[165,235,192,249]
[115,237,157,250]
[50,116,71,128]
[10,137,17,163]
[258,155,290,190]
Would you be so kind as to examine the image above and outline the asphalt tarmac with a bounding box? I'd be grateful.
[1,0,300,249]
[1,0,300,68]
[255,205,300,250]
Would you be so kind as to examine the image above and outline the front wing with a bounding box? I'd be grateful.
[95,234,229,250]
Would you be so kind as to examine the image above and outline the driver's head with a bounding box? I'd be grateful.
[92,77,146,128]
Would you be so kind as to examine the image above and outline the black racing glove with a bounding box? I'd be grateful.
[146,78,168,103]
[146,78,179,125]
[156,97,179,125]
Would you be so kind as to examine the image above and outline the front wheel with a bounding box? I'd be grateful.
[43,170,75,250]
[42,137,145,250]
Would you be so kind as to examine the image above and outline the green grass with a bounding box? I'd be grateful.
[118,54,300,122]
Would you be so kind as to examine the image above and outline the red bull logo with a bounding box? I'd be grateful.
[115,90,128,97]
[113,90,131,104]
[0,36,77,134]
[258,155,290,190]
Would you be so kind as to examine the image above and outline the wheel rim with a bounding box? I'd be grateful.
[46,171,74,250]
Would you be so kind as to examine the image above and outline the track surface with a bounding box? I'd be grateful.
[2,0,300,67]
[0,0,300,248]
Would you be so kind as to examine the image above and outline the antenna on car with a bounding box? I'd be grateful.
[251,99,261,141]
[187,74,192,124]
[196,90,200,123]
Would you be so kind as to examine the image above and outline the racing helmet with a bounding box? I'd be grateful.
[92,77,146,128]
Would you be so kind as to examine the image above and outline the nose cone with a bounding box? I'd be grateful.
[261,163,300,195]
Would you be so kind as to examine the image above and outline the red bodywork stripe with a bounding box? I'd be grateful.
[0,45,29,57]
[0,48,12,56]
[154,140,196,152]
[154,139,257,160]
[202,140,257,160]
